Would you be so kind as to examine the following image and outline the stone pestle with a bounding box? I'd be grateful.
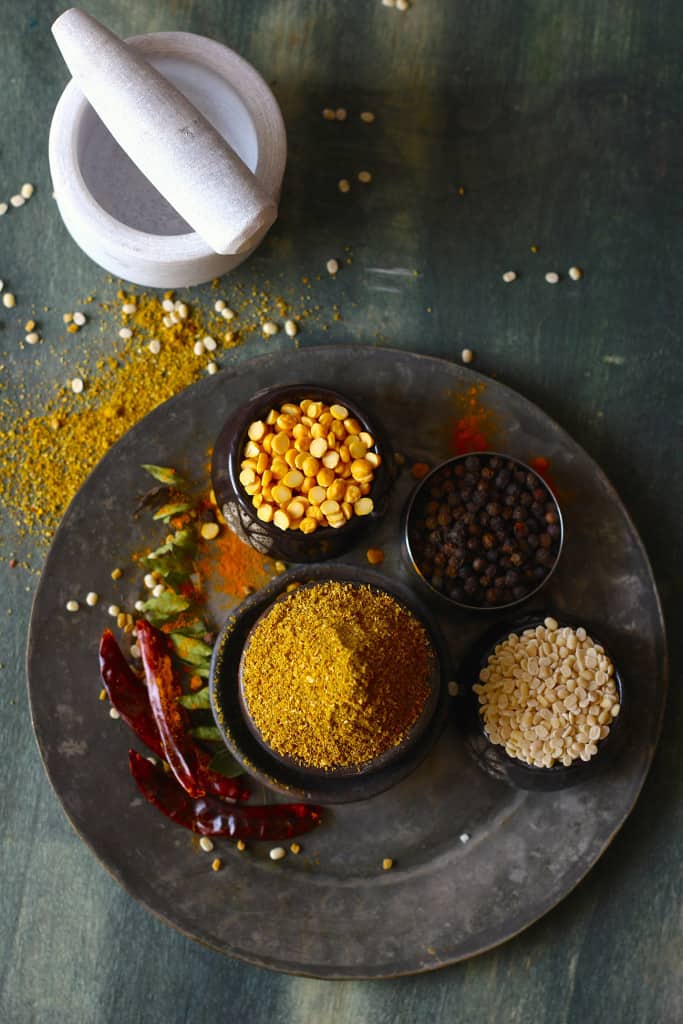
[52,7,278,255]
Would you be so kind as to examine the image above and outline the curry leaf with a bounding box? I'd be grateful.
[152,500,195,521]
[189,725,222,742]
[178,687,211,709]
[172,620,211,638]
[170,633,213,667]
[141,591,190,626]
[141,464,188,488]
[142,528,197,582]
[208,748,243,778]
[133,485,175,518]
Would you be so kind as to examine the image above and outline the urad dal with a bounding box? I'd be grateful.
[473,618,620,768]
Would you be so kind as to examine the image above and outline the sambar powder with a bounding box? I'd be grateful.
[241,581,432,769]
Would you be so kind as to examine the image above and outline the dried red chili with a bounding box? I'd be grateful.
[129,750,322,839]
[99,629,163,758]
[137,618,205,798]
[102,625,249,802]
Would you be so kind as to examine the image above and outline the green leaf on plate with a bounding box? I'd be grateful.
[172,620,211,638]
[170,633,213,666]
[144,528,197,563]
[177,687,211,709]
[142,528,197,582]
[152,500,195,521]
[141,464,188,488]
[189,725,222,742]
[141,591,190,626]
[208,748,243,778]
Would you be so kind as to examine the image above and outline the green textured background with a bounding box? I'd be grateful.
[1,1,681,1021]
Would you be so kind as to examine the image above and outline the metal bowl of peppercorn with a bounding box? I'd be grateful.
[211,384,395,564]
[403,452,564,612]
[456,610,627,791]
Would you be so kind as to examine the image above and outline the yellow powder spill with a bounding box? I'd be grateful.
[0,282,327,555]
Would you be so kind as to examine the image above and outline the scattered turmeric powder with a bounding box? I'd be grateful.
[0,278,331,557]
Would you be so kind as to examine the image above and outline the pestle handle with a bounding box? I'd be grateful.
[52,8,277,255]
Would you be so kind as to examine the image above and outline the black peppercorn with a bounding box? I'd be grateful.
[409,454,561,608]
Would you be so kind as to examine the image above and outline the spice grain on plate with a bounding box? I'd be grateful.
[241,581,432,769]
[474,619,620,768]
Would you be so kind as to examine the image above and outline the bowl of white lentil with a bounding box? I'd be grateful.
[211,384,395,563]
[458,612,626,790]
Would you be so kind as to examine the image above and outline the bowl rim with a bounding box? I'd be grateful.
[208,563,451,803]
[236,576,442,777]
[220,382,393,541]
[403,450,564,612]
[48,30,286,262]
[459,609,625,779]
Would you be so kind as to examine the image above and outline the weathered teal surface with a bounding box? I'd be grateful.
[1,1,681,1022]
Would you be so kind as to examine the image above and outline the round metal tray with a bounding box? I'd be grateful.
[26,346,667,979]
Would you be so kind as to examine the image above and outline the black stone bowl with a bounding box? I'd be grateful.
[211,384,395,563]
[403,451,564,613]
[456,610,626,791]
[209,563,450,804]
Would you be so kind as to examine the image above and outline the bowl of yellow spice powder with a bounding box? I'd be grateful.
[211,384,395,564]
[209,565,449,803]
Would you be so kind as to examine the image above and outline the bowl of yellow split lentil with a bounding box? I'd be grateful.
[209,564,451,803]
[211,384,395,563]
[458,611,626,791]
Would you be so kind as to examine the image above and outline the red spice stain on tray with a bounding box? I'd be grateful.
[449,384,500,454]
[529,456,559,495]
[197,522,274,603]
[443,386,569,504]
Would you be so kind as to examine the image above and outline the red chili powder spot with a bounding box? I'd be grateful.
[530,456,559,495]
[451,415,490,454]
[448,384,498,455]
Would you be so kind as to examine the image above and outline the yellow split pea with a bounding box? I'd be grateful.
[240,399,381,532]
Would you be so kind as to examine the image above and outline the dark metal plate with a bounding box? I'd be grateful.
[26,346,667,978]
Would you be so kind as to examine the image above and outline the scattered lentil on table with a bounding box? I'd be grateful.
[0,277,336,557]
